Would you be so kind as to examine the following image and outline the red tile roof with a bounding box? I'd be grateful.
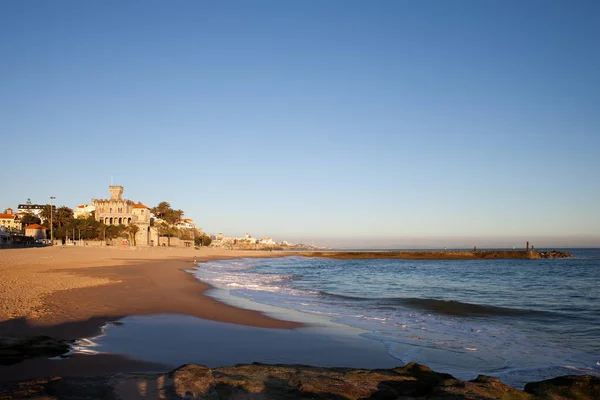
[133,203,149,209]
[0,214,16,219]
[25,224,46,230]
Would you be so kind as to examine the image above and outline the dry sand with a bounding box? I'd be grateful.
[0,246,300,340]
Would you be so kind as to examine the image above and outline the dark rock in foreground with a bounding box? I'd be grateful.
[1,362,599,399]
[525,375,600,399]
[0,336,71,366]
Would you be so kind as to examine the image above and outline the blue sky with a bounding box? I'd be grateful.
[1,0,599,247]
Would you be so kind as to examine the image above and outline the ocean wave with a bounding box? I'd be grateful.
[316,291,545,317]
[395,298,543,317]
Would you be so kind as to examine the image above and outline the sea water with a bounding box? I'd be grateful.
[190,249,600,388]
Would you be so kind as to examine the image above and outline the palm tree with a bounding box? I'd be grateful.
[55,206,74,229]
[75,217,99,240]
[39,205,53,223]
[127,224,139,246]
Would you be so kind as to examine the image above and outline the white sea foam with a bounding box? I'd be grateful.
[67,323,112,356]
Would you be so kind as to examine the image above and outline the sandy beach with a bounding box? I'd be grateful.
[0,246,309,380]
[0,246,300,340]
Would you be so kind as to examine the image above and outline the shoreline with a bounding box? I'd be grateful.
[0,246,593,393]
[0,245,575,342]
[0,246,301,341]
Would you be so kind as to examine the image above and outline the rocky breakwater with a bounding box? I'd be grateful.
[1,362,599,399]
[299,250,574,260]
[536,250,573,258]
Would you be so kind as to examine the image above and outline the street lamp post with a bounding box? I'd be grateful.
[49,196,55,245]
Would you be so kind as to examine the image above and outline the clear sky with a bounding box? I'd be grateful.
[1,0,599,247]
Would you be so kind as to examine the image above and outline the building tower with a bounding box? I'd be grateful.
[109,186,124,201]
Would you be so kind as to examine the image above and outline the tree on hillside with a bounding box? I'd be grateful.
[165,209,183,225]
[178,228,196,241]
[151,201,184,225]
[152,201,185,246]
[151,201,171,219]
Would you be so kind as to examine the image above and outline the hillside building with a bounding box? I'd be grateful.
[74,204,96,219]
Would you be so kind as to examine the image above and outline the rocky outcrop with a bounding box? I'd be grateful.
[524,375,600,399]
[1,362,599,399]
[536,250,573,259]
[0,336,71,366]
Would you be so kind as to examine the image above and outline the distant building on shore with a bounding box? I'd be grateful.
[92,186,157,246]
[175,218,196,229]
[24,224,47,241]
[259,237,276,245]
[18,199,53,221]
[0,208,21,231]
[74,204,96,219]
